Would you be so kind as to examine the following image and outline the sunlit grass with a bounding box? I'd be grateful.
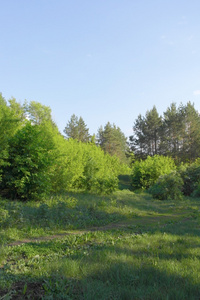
[0,190,200,299]
[0,190,198,244]
[1,222,200,299]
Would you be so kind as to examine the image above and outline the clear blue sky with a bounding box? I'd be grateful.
[1,0,200,137]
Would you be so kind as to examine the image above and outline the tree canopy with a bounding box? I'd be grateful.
[130,106,162,158]
[130,102,200,162]
[97,122,128,163]
[0,95,129,200]
[1,92,200,200]
[63,114,90,142]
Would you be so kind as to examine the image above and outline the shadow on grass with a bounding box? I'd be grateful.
[1,241,199,300]
[77,263,200,300]
[118,174,133,191]
[0,194,126,244]
[0,191,199,245]
[1,209,200,298]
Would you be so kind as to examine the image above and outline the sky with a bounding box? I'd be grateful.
[1,0,200,137]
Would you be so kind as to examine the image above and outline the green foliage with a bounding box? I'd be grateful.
[149,171,183,200]
[130,106,162,158]
[0,122,56,200]
[131,155,176,190]
[0,207,9,224]
[25,100,53,125]
[118,174,132,190]
[85,176,119,194]
[192,183,200,197]
[63,114,90,142]
[180,159,200,196]
[0,191,200,299]
[0,95,128,199]
[181,102,200,162]
[51,136,127,195]
[0,95,25,182]
[130,102,200,162]
[97,122,128,163]
[160,102,185,160]
[6,94,200,200]
[80,149,129,194]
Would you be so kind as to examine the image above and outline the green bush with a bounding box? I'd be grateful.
[0,96,129,199]
[149,172,183,200]
[51,137,126,195]
[0,122,56,200]
[192,182,200,197]
[88,176,119,194]
[179,160,200,196]
[0,207,9,224]
[131,155,176,190]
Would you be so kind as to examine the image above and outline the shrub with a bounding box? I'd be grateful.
[131,155,176,190]
[0,122,56,200]
[51,138,126,195]
[88,177,119,194]
[0,207,9,224]
[179,160,200,196]
[149,172,183,200]
[192,182,200,197]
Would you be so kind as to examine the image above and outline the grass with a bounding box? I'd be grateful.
[0,190,200,299]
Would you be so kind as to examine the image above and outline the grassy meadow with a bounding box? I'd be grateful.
[0,189,200,299]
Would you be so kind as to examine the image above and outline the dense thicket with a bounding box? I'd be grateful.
[131,155,176,190]
[179,159,200,196]
[148,171,184,200]
[0,94,25,183]
[50,135,128,195]
[133,156,200,200]
[1,93,200,201]
[0,95,129,200]
[130,102,200,163]
[0,122,56,200]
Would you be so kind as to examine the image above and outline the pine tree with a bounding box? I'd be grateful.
[130,106,162,158]
[130,102,200,162]
[160,103,184,159]
[181,102,200,162]
[64,114,90,142]
[144,106,162,155]
[64,114,79,139]
[77,116,90,142]
[129,114,146,158]
[97,122,128,163]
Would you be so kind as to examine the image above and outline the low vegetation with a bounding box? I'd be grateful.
[148,171,184,200]
[131,156,200,201]
[0,190,200,299]
[131,155,176,190]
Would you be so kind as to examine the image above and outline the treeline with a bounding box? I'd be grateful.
[0,94,129,200]
[1,92,200,201]
[64,114,129,164]
[130,102,200,162]
[63,101,200,164]
[129,102,200,200]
